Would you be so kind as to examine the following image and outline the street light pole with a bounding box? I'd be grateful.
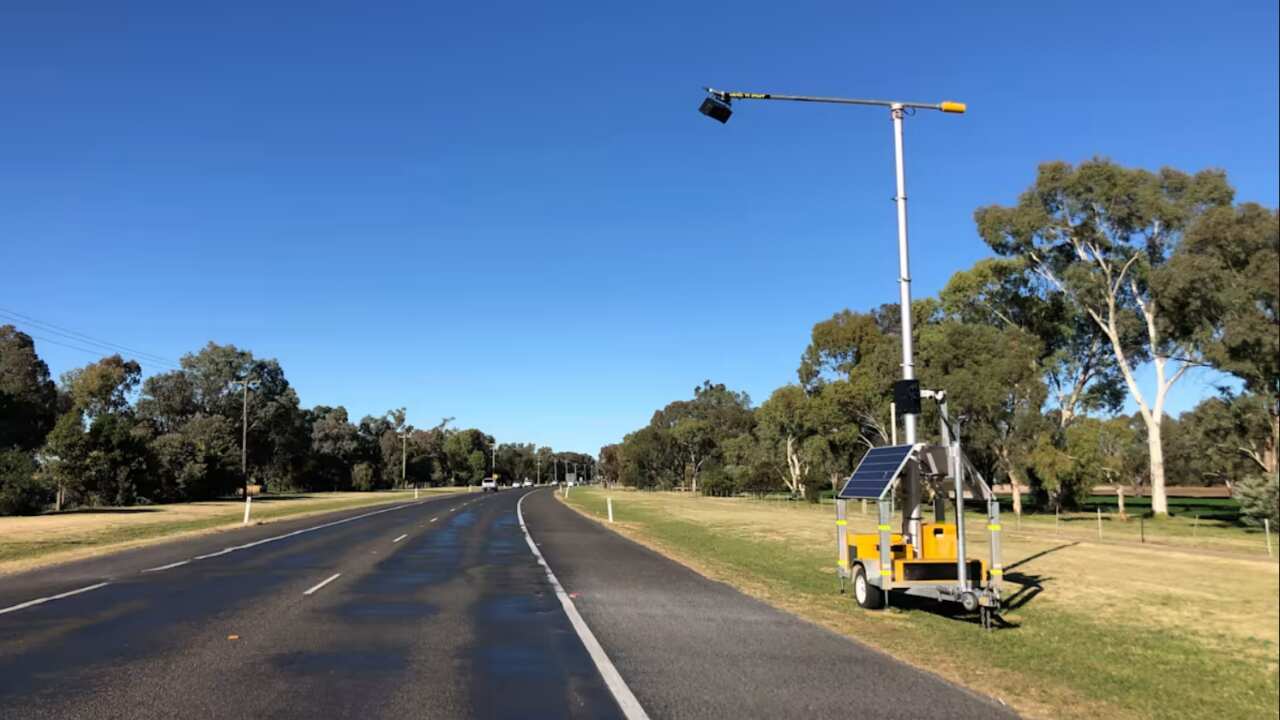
[699,87,965,551]
[890,104,916,447]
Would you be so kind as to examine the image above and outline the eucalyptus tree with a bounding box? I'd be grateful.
[977,159,1235,514]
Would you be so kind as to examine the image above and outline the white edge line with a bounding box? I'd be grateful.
[393,534,408,543]
[302,573,341,596]
[141,560,190,573]
[517,491,650,720]
[0,582,110,616]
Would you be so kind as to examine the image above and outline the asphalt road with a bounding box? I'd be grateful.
[0,487,1016,719]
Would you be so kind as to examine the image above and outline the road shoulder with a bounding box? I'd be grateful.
[521,488,1015,720]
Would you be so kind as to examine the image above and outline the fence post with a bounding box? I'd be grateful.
[1096,507,1102,540]
[1140,516,1145,543]
[1266,518,1273,559]
[1194,514,1200,538]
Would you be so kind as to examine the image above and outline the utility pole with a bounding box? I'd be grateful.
[536,455,541,485]
[233,376,254,499]
[401,428,409,490]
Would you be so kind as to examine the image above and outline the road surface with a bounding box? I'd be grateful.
[0,488,1015,719]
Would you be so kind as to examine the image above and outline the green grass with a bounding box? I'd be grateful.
[564,489,1279,720]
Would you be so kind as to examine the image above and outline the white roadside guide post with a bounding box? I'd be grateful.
[699,87,965,560]
[243,492,252,525]
[608,497,614,523]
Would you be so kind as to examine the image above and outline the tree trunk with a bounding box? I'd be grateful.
[1145,417,1169,515]
[999,447,1023,516]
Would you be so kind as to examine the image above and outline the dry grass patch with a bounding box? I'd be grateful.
[0,488,467,576]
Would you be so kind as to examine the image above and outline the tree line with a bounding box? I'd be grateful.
[0,336,592,515]
[600,159,1278,523]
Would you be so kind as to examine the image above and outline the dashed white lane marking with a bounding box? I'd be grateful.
[431,517,438,522]
[302,573,341,596]
[393,534,408,543]
[141,560,190,573]
[0,582,111,616]
[516,491,649,720]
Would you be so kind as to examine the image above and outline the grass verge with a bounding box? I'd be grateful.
[0,488,467,576]
[561,488,1279,720]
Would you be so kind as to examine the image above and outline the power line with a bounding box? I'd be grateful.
[0,308,184,372]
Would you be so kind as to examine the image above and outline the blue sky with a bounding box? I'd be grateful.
[3,1,1277,453]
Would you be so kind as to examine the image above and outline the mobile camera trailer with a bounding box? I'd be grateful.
[835,389,1004,630]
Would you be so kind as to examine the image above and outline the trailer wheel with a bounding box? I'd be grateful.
[852,564,885,610]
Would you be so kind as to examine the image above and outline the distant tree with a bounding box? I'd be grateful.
[0,325,59,451]
[61,354,141,419]
[756,385,823,498]
[941,258,1124,427]
[598,444,622,486]
[0,449,45,515]
[649,381,753,493]
[148,414,240,500]
[918,321,1046,515]
[1161,203,1279,476]
[978,159,1235,515]
[45,355,149,508]
[309,406,360,491]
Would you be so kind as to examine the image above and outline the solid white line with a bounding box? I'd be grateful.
[516,492,649,720]
[393,534,408,543]
[302,573,341,596]
[431,517,438,522]
[141,560,190,573]
[0,582,111,616]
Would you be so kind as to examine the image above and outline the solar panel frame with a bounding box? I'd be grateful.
[837,444,916,499]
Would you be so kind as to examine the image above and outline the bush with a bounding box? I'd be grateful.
[1233,473,1279,527]
[699,468,736,497]
[0,449,48,515]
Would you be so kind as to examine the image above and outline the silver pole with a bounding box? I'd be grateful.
[891,104,923,553]
[891,104,916,443]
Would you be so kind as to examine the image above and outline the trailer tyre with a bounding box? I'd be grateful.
[853,564,885,610]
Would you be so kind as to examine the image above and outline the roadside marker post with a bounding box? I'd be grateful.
[1096,507,1102,540]
[607,497,614,523]
[1266,519,1273,558]
[415,486,419,500]
[243,494,252,525]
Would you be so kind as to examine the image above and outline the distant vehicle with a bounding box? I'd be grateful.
[481,477,498,492]
[522,479,533,487]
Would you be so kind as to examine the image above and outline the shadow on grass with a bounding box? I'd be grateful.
[1007,541,1079,571]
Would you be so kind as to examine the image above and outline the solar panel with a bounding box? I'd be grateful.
[837,445,915,499]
